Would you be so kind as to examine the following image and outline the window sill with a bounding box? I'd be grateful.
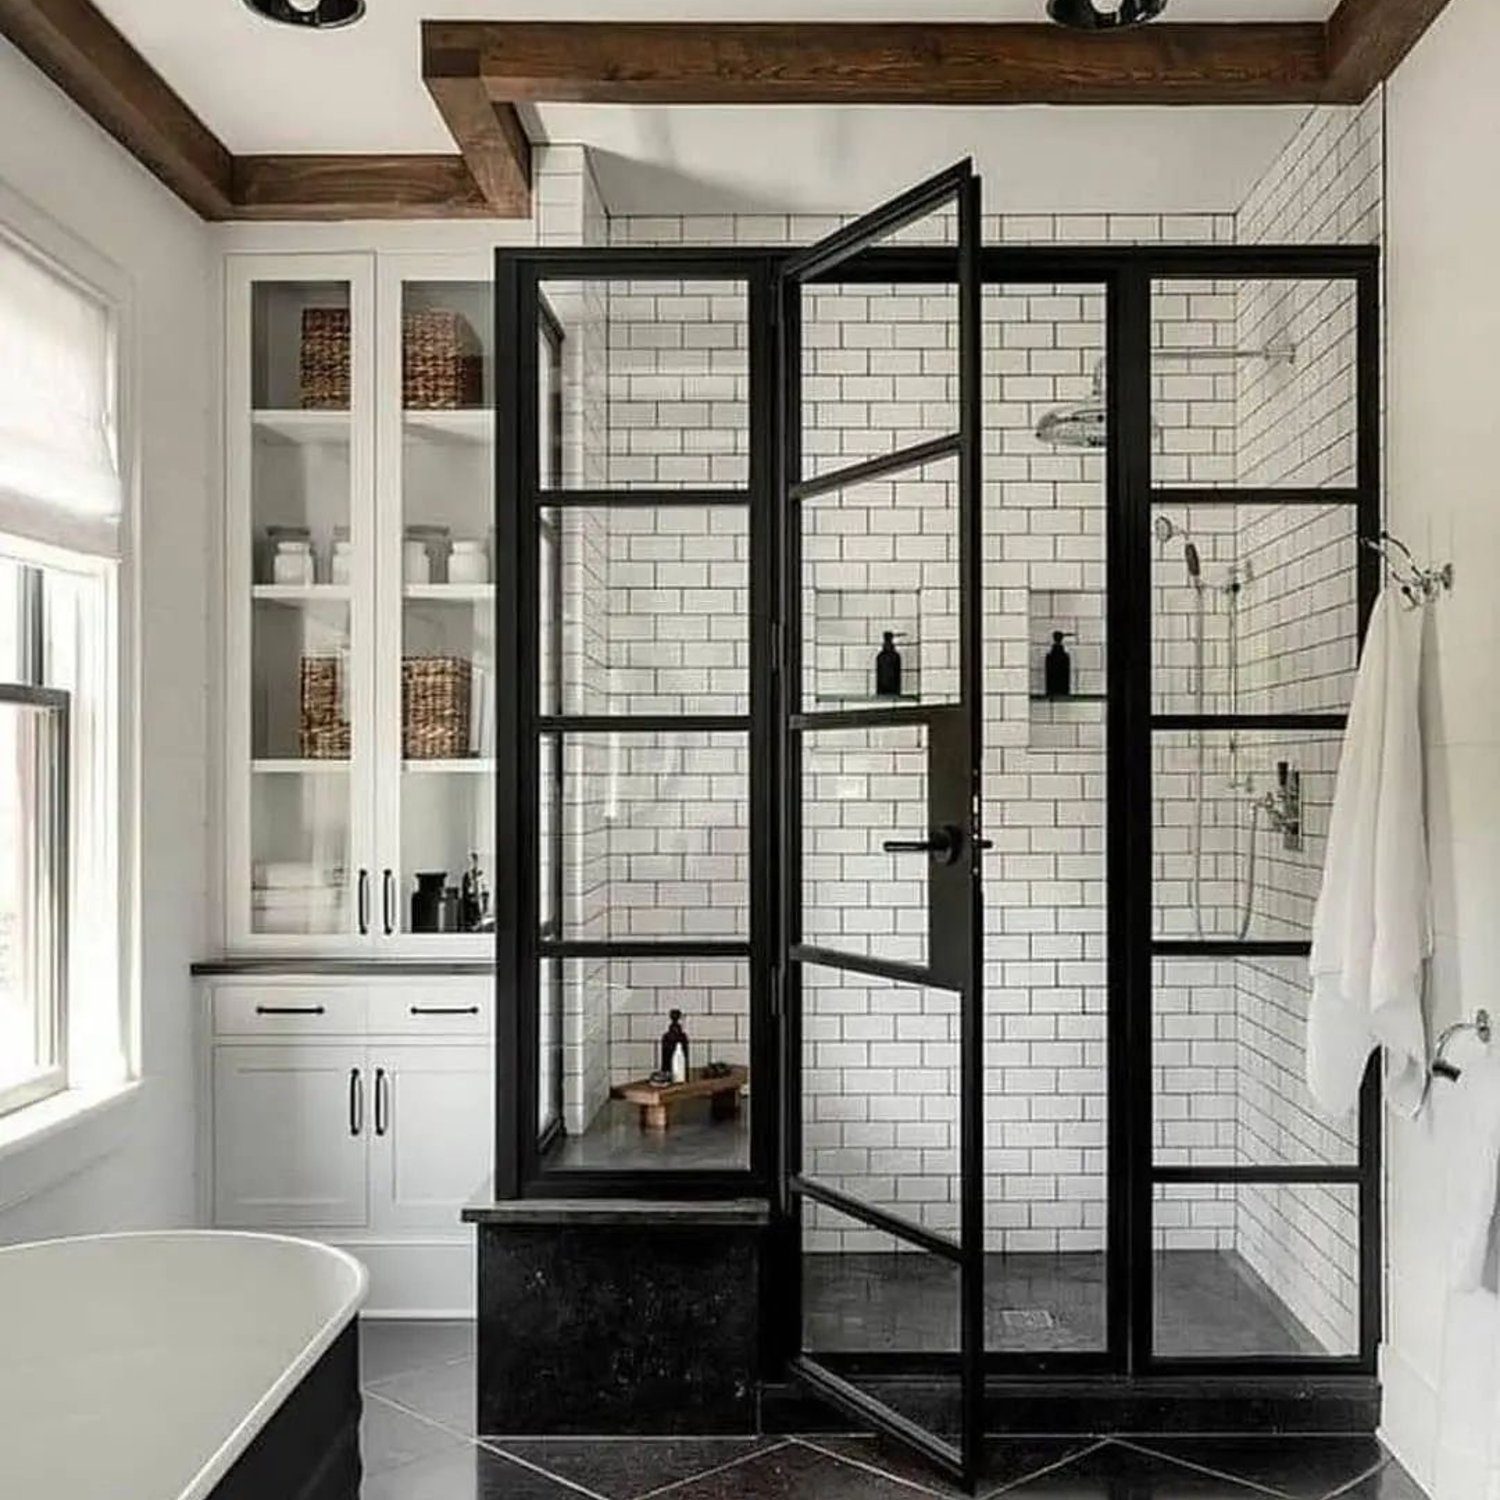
[0,1080,142,1216]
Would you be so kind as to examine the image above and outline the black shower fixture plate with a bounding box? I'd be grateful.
[1047,0,1170,29]
[242,0,365,29]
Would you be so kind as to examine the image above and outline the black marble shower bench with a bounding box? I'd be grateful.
[462,1197,771,1435]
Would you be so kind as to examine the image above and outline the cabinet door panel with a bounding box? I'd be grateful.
[214,1044,368,1228]
[370,1044,492,1232]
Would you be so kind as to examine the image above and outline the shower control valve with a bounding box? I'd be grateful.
[1258,762,1303,852]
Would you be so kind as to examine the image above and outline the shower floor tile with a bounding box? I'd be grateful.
[801,1249,1325,1357]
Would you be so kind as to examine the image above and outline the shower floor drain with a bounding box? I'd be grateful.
[998,1308,1057,1332]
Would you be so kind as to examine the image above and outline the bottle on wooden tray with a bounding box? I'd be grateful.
[660,1009,689,1084]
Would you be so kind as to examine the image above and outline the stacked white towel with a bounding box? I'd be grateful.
[1308,588,1432,1116]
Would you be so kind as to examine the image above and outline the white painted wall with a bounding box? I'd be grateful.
[0,38,213,1241]
[1382,0,1500,1494]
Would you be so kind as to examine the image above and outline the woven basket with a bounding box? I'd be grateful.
[403,309,484,409]
[300,307,350,410]
[299,655,350,759]
[402,655,472,759]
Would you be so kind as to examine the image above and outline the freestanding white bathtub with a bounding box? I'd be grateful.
[0,1231,368,1500]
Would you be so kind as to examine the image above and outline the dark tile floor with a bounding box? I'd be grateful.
[803,1249,1323,1357]
[359,1321,1427,1500]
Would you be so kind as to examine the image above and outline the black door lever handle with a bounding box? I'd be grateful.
[882,824,964,866]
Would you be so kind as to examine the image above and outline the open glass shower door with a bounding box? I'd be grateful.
[777,161,986,1488]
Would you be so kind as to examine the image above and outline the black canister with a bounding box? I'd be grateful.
[411,871,447,933]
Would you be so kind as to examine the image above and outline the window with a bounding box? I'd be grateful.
[0,219,126,1120]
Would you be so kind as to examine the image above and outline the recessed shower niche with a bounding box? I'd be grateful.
[1027,587,1105,750]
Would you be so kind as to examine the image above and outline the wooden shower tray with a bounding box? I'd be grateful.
[612,1065,749,1132]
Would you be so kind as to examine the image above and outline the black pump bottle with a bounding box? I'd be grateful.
[875,631,903,697]
[1044,631,1074,698]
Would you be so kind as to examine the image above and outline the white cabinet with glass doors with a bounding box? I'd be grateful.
[225,252,502,956]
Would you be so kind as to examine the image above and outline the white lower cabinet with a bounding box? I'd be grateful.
[371,1045,492,1233]
[214,1044,370,1229]
[205,976,492,1315]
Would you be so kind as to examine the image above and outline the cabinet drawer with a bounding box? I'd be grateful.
[213,985,366,1037]
[367,985,492,1037]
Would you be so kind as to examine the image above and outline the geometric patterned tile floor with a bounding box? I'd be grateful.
[360,1322,1429,1500]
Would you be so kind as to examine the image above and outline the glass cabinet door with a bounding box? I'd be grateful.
[229,259,375,944]
[377,268,497,947]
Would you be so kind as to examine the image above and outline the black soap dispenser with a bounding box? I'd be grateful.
[875,631,904,698]
[661,1009,690,1084]
[1044,631,1074,699]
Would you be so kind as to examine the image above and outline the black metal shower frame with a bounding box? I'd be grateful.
[493,238,1383,1386]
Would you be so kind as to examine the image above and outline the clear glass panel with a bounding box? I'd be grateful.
[1151,280,1360,489]
[544,505,748,717]
[249,279,358,943]
[538,956,563,1139]
[539,956,750,1173]
[249,768,351,937]
[557,731,748,942]
[1154,1182,1359,1357]
[800,961,959,1241]
[1152,501,1358,717]
[251,282,353,592]
[800,282,957,486]
[802,1197,959,1357]
[1153,730,1341,942]
[252,595,352,761]
[1153,957,1357,1170]
[0,693,65,1106]
[539,278,749,490]
[983,281,1110,1352]
[801,455,959,712]
[801,724,929,970]
[399,280,494,588]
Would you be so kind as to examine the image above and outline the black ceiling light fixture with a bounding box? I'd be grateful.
[1047,0,1169,28]
[242,0,366,29]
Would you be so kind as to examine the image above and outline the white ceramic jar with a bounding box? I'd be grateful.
[272,540,315,586]
[449,540,489,585]
[402,539,432,585]
[330,540,353,586]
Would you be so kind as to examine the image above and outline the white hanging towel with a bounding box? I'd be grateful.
[1307,588,1431,1116]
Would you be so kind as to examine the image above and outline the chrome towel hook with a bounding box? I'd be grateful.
[1361,530,1453,609]
[1431,1009,1493,1084]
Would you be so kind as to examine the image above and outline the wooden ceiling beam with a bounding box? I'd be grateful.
[232,155,492,221]
[0,0,234,219]
[423,29,532,217]
[1324,0,1454,103]
[428,20,1335,108]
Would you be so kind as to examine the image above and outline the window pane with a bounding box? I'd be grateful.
[0,693,65,1111]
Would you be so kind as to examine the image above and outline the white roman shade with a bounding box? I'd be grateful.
[0,228,121,556]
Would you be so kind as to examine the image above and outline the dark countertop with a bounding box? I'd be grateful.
[462,1196,772,1227]
[192,957,495,976]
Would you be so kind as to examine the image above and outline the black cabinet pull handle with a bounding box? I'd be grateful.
[374,1068,389,1137]
[357,869,370,935]
[382,869,396,937]
[254,1004,326,1016]
[410,1005,481,1016]
[348,1068,363,1136]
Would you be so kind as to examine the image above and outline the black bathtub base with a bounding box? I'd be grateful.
[210,1321,362,1500]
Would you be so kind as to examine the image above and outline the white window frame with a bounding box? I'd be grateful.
[0,179,136,1132]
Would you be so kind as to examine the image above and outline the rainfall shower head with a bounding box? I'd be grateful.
[1035,359,1163,450]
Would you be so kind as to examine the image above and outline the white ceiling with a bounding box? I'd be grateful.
[95,1,1334,215]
